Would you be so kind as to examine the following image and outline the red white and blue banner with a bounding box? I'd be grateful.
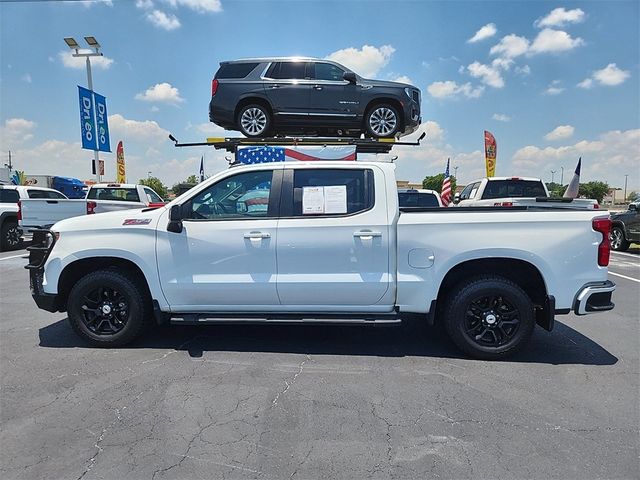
[236,145,356,164]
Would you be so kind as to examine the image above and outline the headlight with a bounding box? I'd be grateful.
[404,87,412,98]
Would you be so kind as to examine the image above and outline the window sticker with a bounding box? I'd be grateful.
[323,185,347,214]
[302,186,325,214]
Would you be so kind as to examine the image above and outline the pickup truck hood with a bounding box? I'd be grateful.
[51,206,166,233]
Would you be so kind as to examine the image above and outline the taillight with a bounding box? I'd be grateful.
[594,203,600,209]
[211,79,219,96]
[592,216,611,266]
[17,200,22,221]
[87,201,96,214]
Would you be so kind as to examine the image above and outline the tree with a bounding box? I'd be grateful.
[139,177,168,199]
[185,174,198,184]
[578,181,609,203]
[422,174,457,195]
[627,191,638,202]
[171,175,199,195]
[545,182,564,197]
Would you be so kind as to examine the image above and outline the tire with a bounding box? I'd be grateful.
[237,104,271,137]
[67,269,150,347]
[443,275,535,360]
[365,104,400,138]
[1,219,23,251]
[609,226,630,252]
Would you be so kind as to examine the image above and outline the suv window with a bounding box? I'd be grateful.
[188,170,273,220]
[266,62,309,80]
[313,62,345,81]
[87,187,140,202]
[0,189,19,203]
[215,62,259,79]
[27,189,66,199]
[481,180,547,199]
[292,169,373,216]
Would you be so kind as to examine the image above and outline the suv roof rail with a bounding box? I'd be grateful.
[168,132,426,155]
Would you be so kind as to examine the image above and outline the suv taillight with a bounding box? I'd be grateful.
[87,201,96,215]
[17,200,22,221]
[211,79,219,96]
[592,216,611,267]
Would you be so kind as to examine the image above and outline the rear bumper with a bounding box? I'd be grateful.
[573,280,615,315]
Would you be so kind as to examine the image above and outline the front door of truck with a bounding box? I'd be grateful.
[156,168,282,311]
[275,167,392,308]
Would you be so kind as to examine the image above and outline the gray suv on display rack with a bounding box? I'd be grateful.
[208,57,421,138]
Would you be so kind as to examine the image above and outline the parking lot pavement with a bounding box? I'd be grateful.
[1,250,638,480]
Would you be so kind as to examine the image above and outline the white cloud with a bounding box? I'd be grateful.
[466,61,504,88]
[468,23,497,43]
[21,73,32,83]
[490,34,530,58]
[427,81,484,99]
[512,129,640,188]
[164,0,223,13]
[58,50,114,70]
[529,28,584,54]
[515,65,531,76]
[150,106,160,112]
[0,118,37,146]
[544,125,574,141]
[392,75,413,85]
[146,9,181,30]
[578,63,631,89]
[543,85,565,95]
[535,7,585,28]
[135,82,184,104]
[492,113,510,122]
[108,114,169,141]
[325,45,395,78]
[136,0,154,8]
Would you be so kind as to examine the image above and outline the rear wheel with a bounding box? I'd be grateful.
[67,269,150,347]
[1,219,22,251]
[444,275,535,360]
[365,104,400,138]
[237,104,271,137]
[609,226,630,251]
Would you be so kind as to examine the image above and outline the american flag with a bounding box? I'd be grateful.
[236,146,356,164]
[441,158,452,206]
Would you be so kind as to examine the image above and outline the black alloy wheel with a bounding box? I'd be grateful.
[1,219,22,251]
[80,286,129,335]
[463,294,520,347]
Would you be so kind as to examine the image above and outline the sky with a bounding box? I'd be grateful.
[1,0,638,192]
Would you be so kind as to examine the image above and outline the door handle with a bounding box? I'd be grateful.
[313,85,323,90]
[354,231,382,240]
[268,84,280,89]
[244,232,271,239]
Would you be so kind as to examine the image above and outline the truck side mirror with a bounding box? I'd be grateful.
[453,192,461,204]
[629,203,637,212]
[343,72,357,83]
[167,204,183,233]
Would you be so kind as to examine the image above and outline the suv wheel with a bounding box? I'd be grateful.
[238,104,271,137]
[365,104,399,138]
[609,226,630,251]
[1,219,23,251]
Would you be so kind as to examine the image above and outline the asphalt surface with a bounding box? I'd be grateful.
[0,248,638,480]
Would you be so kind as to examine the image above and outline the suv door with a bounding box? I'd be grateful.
[308,62,361,118]
[156,168,283,311]
[263,61,312,116]
[275,167,392,308]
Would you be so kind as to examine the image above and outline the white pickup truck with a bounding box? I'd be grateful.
[26,162,615,359]
[19,183,165,231]
[454,176,600,209]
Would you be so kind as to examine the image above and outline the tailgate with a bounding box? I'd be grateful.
[19,198,86,228]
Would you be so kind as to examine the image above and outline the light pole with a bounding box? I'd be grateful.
[453,166,459,178]
[551,170,556,184]
[624,174,628,203]
[64,36,104,183]
[560,166,564,186]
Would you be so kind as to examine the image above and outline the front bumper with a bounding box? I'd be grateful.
[25,229,60,313]
[573,280,615,315]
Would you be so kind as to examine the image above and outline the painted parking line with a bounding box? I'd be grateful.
[611,251,640,260]
[609,271,640,283]
[0,253,28,261]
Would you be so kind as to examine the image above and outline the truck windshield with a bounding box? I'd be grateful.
[88,187,140,202]
[482,180,547,199]
[398,192,440,207]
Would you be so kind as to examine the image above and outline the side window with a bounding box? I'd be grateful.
[459,183,474,201]
[291,169,373,216]
[144,187,163,203]
[469,182,481,199]
[215,62,259,79]
[0,189,19,203]
[269,62,308,80]
[188,170,274,220]
[27,189,66,199]
[313,63,345,81]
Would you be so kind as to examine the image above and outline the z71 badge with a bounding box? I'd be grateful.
[123,218,152,225]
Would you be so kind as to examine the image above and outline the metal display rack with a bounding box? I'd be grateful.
[168,132,425,155]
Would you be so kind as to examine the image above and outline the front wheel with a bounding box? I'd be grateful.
[237,104,271,138]
[1,219,23,251]
[609,226,630,251]
[365,104,400,138]
[67,269,150,347]
[444,275,535,360]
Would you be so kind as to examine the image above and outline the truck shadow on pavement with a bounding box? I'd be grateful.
[38,318,618,366]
